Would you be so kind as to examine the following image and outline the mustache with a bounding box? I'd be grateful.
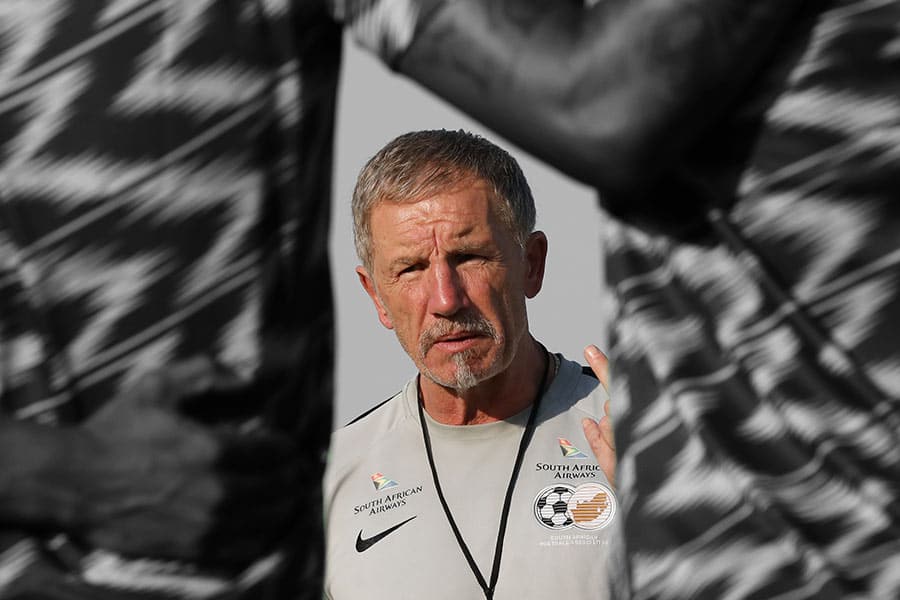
[418,314,497,357]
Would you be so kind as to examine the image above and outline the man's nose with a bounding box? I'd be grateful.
[427,261,467,316]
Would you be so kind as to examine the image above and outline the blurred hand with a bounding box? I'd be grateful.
[581,345,615,489]
[78,357,299,567]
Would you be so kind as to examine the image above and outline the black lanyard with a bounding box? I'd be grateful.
[417,350,550,600]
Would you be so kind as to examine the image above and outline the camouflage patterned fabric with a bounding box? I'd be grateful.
[0,1,337,598]
[605,1,900,597]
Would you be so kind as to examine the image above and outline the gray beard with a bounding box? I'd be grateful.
[450,352,479,391]
[420,349,480,391]
[414,314,499,391]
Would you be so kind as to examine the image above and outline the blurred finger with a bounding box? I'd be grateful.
[584,345,609,390]
[583,417,616,489]
[599,413,615,450]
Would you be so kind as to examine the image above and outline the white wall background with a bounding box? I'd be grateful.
[330,39,607,427]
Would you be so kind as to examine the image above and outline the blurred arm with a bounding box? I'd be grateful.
[0,359,299,566]
[344,0,805,199]
[0,418,94,528]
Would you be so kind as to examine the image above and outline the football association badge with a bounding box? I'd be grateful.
[534,484,577,529]
[567,482,616,530]
[533,482,616,530]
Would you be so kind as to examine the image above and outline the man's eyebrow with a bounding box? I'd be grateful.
[452,239,496,254]
[387,255,426,270]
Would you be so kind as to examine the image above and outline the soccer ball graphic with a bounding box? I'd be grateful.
[533,484,576,529]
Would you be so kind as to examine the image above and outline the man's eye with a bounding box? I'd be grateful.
[398,264,422,276]
[458,253,485,264]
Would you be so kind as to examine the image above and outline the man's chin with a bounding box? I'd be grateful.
[424,375,479,392]
[420,356,493,391]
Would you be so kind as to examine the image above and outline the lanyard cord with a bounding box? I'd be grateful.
[417,348,550,600]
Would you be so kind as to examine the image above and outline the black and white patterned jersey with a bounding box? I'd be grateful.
[0,1,337,598]
[605,2,900,598]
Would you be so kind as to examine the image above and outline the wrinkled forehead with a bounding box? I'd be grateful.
[368,181,513,257]
[376,170,487,207]
[375,175,513,240]
[372,179,495,230]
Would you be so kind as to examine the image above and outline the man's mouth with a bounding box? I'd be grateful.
[430,331,482,352]
[437,332,477,342]
[419,315,497,359]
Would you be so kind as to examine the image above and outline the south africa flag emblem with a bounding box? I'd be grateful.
[558,438,588,459]
[371,472,399,491]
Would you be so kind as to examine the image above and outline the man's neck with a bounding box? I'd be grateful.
[420,337,551,426]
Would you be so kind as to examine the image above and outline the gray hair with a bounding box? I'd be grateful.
[352,129,536,269]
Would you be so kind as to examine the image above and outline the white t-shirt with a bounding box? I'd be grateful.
[324,354,616,599]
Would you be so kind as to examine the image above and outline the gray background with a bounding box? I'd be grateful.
[330,39,606,427]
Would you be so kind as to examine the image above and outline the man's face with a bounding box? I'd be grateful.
[357,179,546,391]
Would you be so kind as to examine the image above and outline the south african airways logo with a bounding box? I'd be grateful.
[371,472,399,491]
[558,438,588,459]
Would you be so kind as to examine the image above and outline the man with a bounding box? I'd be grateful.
[334,1,900,598]
[324,130,616,599]
[0,2,336,597]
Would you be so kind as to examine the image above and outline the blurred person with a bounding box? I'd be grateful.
[0,1,337,598]
[324,130,616,599]
[333,0,900,598]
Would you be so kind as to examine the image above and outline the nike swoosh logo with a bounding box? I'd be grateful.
[355,516,417,553]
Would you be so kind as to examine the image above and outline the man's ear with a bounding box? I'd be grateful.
[523,231,548,299]
[357,266,394,330]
